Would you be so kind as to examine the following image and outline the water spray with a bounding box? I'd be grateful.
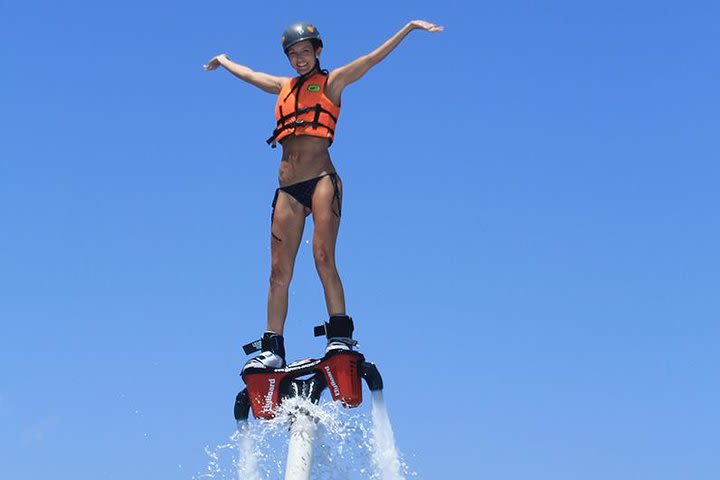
[233,351,385,479]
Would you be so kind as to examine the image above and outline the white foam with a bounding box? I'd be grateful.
[196,396,412,479]
[236,420,262,480]
[369,391,405,480]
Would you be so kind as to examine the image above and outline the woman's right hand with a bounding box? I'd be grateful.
[203,54,229,71]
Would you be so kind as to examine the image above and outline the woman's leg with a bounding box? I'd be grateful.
[267,190,307,334]
[311,175,345,315]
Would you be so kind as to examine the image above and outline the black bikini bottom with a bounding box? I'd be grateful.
[271,173,341,221]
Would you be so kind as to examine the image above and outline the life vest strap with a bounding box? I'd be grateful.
[274,104,338,127]
[266,122,336,147]
[267,103,337,147]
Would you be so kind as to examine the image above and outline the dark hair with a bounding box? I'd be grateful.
[312,40,327,74]
[315,58,328,76]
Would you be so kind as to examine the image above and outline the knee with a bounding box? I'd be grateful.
[313,244,336,276]
[269,260,292,290]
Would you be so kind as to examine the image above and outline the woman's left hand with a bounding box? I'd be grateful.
[409,20,444,33]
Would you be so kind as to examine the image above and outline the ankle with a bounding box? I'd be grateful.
[325,315,354,339]
[261,331,286,359]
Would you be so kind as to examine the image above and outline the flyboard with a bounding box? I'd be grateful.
[234,348,384,479]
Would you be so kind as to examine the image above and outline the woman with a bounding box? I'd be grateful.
[205,20,443,371]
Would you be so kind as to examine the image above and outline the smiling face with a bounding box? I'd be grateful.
[286,40,321,76]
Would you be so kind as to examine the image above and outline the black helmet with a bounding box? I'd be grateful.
[281,21,323,53]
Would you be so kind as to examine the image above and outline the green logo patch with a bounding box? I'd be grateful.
[307,84,321,92]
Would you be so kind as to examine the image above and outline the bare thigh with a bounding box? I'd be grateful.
[311,175,343,263]
[270,191,307,276]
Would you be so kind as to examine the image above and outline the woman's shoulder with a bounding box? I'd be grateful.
[277,76,295,92]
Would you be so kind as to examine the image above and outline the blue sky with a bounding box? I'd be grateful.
[1,0,719,478]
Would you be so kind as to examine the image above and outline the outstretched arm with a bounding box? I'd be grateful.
[327,20,443,98]
[204,54,289,94]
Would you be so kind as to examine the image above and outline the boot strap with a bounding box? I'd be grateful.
[314,315,354,338]
[242,338,262,354]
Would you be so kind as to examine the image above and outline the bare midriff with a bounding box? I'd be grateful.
[278,135,335,186]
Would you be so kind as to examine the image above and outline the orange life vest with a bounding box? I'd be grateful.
[267,72,340,148]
